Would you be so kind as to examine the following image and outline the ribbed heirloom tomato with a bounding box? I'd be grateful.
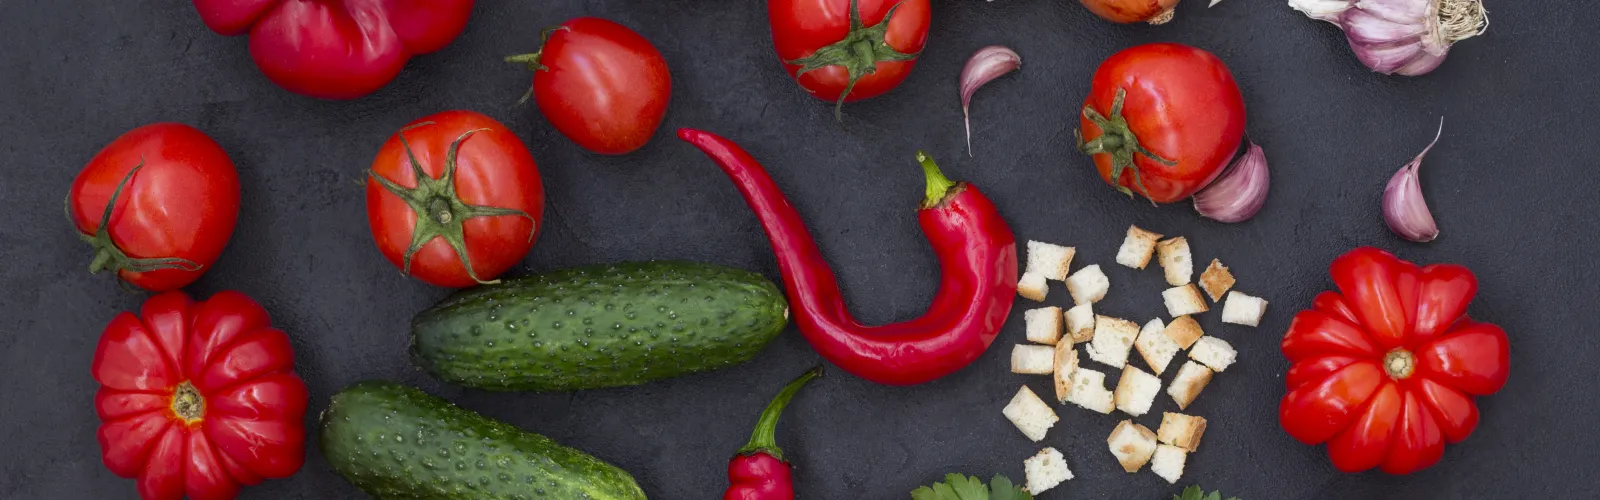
[507,17,671,155]
[1078,43,1246,203]
[93,291,309,500]
[366,110,545,288]
[768,0,931,119]
[66,123,240,292]
[1280,247,1510,474]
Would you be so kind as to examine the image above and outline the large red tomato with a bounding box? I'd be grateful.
[366,111,545,288]
[1280,247,1510,474]
[508,17,671,155]
[768,0,931,118]
[67,123,240,292]
[1078,43,1246,203]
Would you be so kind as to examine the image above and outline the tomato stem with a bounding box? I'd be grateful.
[1076,87,1177,203]
[1384,348,1416,380]
[66,161,203,281]
[170,381,205,424]
[786,0,921,121]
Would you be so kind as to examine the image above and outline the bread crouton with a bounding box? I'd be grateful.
[1107,420,1158,473]
[1189,337,1237,372]
[1017,272,1048,302]
[1221,291,1268,327]
[1066,367,1115,414]
[1065,265,1109,305]
[1167,361,1214,410]
[1162,315,1205,350]
[1025,306,1064,345]
[1064,303,1096,344]
[1116,225,1163,269]
[1135,318,1179,374]
[1156,237,1193,286]
[1052,342,1079,403]
[1086,315,1139,369]
[1024,447,1073,494]
[1003,385,1057,442]
[1026,241,1076,281]
[1150,444,1187,484]
[1011,344,1055,375]
[1114,365,1161,417]
[1157,412,1208,452]
[1162,284,1209,317]
[1199,259,1235,302]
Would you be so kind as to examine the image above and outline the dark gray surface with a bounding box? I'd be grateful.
[1,1,1594,498]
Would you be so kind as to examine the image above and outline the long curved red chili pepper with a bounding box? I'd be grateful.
[679,128,1018,385]
[724,366,823,500]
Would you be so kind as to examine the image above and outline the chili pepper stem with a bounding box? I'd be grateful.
[916,151,957,209]
[736,366,824,461]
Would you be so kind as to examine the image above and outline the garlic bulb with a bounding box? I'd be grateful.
[1288,0,1488,76]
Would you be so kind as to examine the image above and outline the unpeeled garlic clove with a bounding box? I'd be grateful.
[1194,140,1270,223]
[1383,119,1445,242]
[959,45,1021,156]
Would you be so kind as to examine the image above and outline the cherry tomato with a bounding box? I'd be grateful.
[66,123,240,292]
[768,0,931,119]
[1078,43,1246,203]
[508,18,671,155]
[1280,247,1510,474]
[366,111,545,288]
[1080,0,1180,24]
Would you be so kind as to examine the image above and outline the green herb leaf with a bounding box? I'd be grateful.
[910,473,1032,500]
[1175,485,1239,500]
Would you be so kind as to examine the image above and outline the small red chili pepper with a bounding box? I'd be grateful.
[725,366,823,500]
[679,128,1018,385]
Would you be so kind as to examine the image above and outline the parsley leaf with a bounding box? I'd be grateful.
[910,473,1032,500]
[1175,485,1241,500]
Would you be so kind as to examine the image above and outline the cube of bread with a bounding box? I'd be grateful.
[1162,315,1206,350]
[1011,344,1056,375]
[1134,318,1179,374]
[1065,265,1109,305]
[1157,413,1208,452]
[1017,272,1048,302]
[1167,361,1214,410]
[1026,241,1076,281]
[1064,303,1096,344]
[1221,291,1268,327]
[1162,284,1210,317]
[1150,445,1188,484]
[1116,225,1163,269]
[1025,306,1064,344]
[1156,237,1193,286]
[1189,337,1237,372]
[1107,420,1158,473]
[1024,447,1073,494]
[1086,315,1139,369]
[1199,259,1235,302]
[1114,365,1161,417]
[1066,368,1115,414]
[1052,342,1079,403]
[1003,385,1057,442]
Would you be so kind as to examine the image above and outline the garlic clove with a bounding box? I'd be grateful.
[1353,38,1427,74]
[1342,9,1427,45]
[1358,0,1429,24]
[1288,0,1352,23]
[1395,49,1449,76]
[1382,119,1445,243]
[1193,140,1270,223]
[959,45,1021,157]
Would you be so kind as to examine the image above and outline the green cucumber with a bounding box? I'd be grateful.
[411,261,788,391]
[320,381,645,500]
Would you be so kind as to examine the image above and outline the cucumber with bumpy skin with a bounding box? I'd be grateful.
[411,261,788,391]
[320,381,645,500]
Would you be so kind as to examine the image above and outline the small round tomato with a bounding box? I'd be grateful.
[768,0,931,119]
[507,18,671,155]
[67,123,240,291]
[1078,43,1246,204]
[366,110,545,288]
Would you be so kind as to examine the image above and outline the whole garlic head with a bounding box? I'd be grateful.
[1289,0,1488,76]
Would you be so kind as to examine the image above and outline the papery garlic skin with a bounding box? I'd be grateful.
[1382,120,1444,242]
[1288,0,1487,76]
[1194,141,1270,223]
[959,45,1021,156]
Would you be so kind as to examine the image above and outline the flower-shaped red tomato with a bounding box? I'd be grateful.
[1280,247,1509,474]
[92,291,308,499]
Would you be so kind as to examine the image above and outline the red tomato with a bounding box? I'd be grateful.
[507,18,671,155]
[93,291,309,500]
[1078,43,1246,203]
[768,0,931,118]
[366,110,545,288]
[1280,247,1510,474]
[1080,0,1180,24]
[67,123,240,292]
